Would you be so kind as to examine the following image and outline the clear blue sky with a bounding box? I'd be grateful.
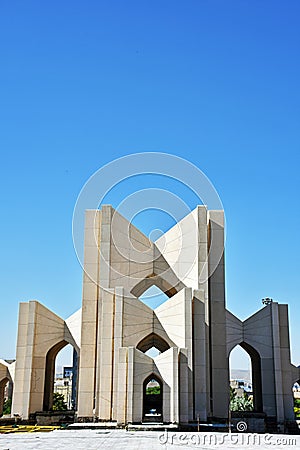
[0,1,299,368]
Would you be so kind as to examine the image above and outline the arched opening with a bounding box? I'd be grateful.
[229,342,263,412]
[43,341,78,411]
[145,347,161,358]
[293,380,300,419]
[143,374,163,422]
[131,274,178,299]
[139,285,169,309]
[0,377,10,417]
[137,333,170,354]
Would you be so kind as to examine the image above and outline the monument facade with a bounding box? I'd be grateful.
[5,205,299,427]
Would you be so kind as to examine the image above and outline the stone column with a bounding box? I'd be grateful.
[77,210,101,419]
[208,210,229,419]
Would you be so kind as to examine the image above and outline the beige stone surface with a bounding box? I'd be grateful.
[12,301,78,418]
[10,204,297,428]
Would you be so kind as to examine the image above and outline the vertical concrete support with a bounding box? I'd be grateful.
[179,348,189,423]
[77,210,101,418]
[197,207,211,419]
[184,290,194,422]
[271,303,285,423]
[127,347,134,423]
[155,288,193,420]
[112,287,124,421]
[275,304,295,421]
[11,303,31,418]
[116,347,128,424]
[95,288,115,419]
[208,210,228,419]
[171,348,179,424]
[196,206,209,303]
[155,347,179,423]
[132,349,154,422]
[193,289,207,421]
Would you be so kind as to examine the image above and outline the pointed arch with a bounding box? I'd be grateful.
[240,342,263,412]
[131,274,178,298]
[43,340,78,411]
[143,373,163,421]
[229,341,263,412]
[0,377,10,417]
[143,372,163,387]
[43,340,68,411]
[137,333,170,354]
[0,377,9,387]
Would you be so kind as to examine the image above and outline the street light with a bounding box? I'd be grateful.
[262,297,273,305]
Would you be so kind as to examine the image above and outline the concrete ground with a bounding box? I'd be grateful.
[0,429,299,450]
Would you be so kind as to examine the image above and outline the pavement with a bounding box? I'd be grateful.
[0,429,299,450]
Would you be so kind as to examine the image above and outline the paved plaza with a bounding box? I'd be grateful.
[0,429,299,450]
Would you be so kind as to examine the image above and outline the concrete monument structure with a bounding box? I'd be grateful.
[0,360,14,417]
[7,206,300,427]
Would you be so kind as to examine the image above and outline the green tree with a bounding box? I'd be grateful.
[294,398,300,418]
[230,391,253,412]
[230,387,236,403]
[146,386,160,395]
[2,398,11,415]
[52,392,68,411]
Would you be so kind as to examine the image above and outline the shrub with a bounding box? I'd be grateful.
[146,386,160,395]
[294,398,300,418]
[2,398,11,415]
[52,393,68,411]
[230,390,254,412]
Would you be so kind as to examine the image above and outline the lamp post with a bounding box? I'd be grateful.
[262,297,273,305]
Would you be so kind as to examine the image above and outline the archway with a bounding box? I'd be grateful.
[143,374,163,422]
[229,342,263,412]
[43,341,78,411]
[137,333,170,354]
[0,377,10,417]
[131,274,178,299]
[293,379,300,419]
